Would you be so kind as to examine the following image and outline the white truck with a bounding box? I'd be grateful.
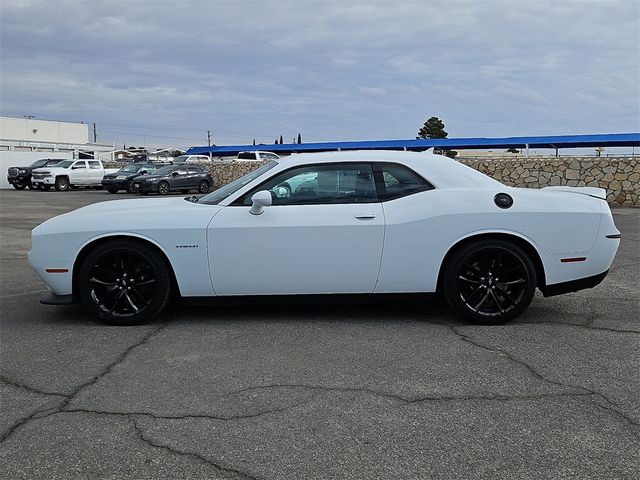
[31,159,119,191]
[235,151,280,162]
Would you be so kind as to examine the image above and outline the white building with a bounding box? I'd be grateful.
[0,116,115,188]
[0,116,113,157]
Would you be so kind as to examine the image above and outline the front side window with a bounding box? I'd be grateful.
[236,163,377,206]
[72,161,87,169]
[373,163,434,201]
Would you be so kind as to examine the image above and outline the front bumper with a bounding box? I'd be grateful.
[31,177,55,186]
[101,178,130,190]
[130,180,158,193]
[7,175,30,185]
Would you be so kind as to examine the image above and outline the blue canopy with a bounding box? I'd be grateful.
[186,133,640,157]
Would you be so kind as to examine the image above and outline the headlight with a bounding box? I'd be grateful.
[116,175,127,180]
[18,169,27,174]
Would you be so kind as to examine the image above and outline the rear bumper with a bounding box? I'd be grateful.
[540,270,609,297]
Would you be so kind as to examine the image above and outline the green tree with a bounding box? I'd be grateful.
[417,116,448,139]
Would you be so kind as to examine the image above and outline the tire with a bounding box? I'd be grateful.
[54,176,70,191]
[27,183,36,190]
[41,185,51,191]
[158,181,170,195]
[443,239,536,324]
[12,182,27,190]
[78,239,173,325]
[198,181,210,194]
[126,181,135,193]
[107,188,119,194]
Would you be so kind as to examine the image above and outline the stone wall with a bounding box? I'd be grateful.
[458,156,639,206]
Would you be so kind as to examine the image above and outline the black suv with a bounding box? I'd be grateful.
[7,159,63,190]
[102,163,165,193]
[131,165,213,195]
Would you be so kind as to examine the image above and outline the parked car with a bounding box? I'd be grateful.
[235,151,280,162]
[7,159,64,190]
[130,164,212,195]
[173,154,212,164]
[102,163,164,193]
[28,150,620,326]
[31,160,119,191]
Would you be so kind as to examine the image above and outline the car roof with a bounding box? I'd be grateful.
[272,150,501,189]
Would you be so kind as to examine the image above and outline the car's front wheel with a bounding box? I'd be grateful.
[78,240,173,325]
[12,182,27,190]
[158,181,170,195]
[54,176,70,191]
[443,239,536,324]
[198,181,210,193]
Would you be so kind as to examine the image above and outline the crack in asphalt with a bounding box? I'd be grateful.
[0,323,167,444]
[128,415,259,480]
[521,320,640,334]
[437,322,640,439]
[0,373,69,398]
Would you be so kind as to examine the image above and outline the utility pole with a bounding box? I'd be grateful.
[207,130,212,146]
[93,123,97,143]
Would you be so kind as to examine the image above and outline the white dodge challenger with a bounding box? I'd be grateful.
[29,150,620,325]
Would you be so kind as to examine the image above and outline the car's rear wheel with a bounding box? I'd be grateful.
[198,181,210,193]
[78,240,172,325]
[158,181,170,195]
[54,176,70,191]
[443,239,536,324]
[12,182,27,190]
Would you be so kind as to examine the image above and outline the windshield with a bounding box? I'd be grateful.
[53,161,73,169]
[199,161,278,205]
[31,159,51,168]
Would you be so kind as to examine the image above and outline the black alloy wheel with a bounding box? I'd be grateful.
[12,182,27,190]
[126,181,135,193]
[198,180,210,193]
[79,240,172,325]
[54,176,70,191]
[158,181,170,195]
[27,182,36,190]
[443,239,536,324]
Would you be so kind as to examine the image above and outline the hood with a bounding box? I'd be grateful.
[35,197,223,235]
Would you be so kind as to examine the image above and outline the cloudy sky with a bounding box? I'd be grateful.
[1,0,639,149]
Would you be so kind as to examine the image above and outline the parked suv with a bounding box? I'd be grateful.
[130,164,213,195]
[102,163,164,193]
[7,159,64,190]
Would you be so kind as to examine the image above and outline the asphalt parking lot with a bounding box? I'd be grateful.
[1,189,638,479]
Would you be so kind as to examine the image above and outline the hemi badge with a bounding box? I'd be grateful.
[45,268,69,273]
[560,257,586,263]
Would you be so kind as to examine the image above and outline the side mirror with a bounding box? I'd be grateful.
[172,171,179,177]
[249,190,272,215]
[139,170,147,175]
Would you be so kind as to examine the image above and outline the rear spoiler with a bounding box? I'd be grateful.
[542,186,607,200]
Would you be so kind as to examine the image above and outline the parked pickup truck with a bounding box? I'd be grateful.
[31,159,119,191]
[7,158,64,190]
[235,151,280,162]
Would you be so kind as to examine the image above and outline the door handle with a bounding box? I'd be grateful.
[354,213,376,220]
